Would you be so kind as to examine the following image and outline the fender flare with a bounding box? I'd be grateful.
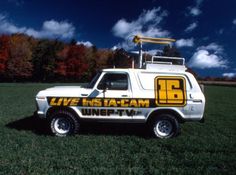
[146,107,186,124]
[46,106,81,120]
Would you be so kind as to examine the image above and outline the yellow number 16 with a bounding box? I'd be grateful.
[155,76,186,106]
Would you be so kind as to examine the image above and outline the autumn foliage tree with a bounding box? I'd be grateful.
[56,44,89,81]
[95,49,113,69]
[107,48,132,68]
[0,33,148,82]
[0,35,10,78]
[6,34,35,80]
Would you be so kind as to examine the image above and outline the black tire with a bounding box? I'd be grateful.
[49,110,80,137]
[152,114,180,139]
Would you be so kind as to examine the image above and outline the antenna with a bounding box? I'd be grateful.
[133,35,176,68]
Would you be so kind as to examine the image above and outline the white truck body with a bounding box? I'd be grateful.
[35,56,205,138]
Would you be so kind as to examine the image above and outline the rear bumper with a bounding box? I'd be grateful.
[199,115,205,123]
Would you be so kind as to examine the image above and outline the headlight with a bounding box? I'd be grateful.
[36,96,46,100]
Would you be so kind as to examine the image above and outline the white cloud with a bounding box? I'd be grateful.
[145,49,162,55]
[198,43,223,54]
[188,0,204,16]
[0,14,75,40]
[141,27,169,38]
[188,43,228,69]
[189,7,201,16]
[112,41,134,51]
[188,50,227,69]
[112,19,131,38]
[176,38,194,47]
[233,19,236,25]
[111,46,118,51]
[129,49,162,55]
[185,22,198,32]
[112,7,170,50]
[112,7,168,38]
[0,14,26,33]
[76,41,93,47]
[188,43,227,69]
[41,20,75,39]
[222,73,236,78]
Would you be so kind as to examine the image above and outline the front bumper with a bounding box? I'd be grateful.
[34,110,46,118]
[33,111,38,117]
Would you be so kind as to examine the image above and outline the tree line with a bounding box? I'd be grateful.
[0,34,133,82]
[1,33,234,82]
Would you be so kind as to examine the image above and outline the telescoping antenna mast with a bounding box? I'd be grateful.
[132,35,176,68]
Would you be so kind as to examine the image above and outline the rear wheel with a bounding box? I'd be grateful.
[50,110,80,137]
[152,114,180,139]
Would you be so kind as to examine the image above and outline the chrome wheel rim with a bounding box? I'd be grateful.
[155,120,173,137]
[54,117,71,135]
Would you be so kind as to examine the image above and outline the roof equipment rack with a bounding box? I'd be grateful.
[132,35,176,68]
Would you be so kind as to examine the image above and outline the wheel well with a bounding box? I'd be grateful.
[46,107,80,120]
[147,109,185,124]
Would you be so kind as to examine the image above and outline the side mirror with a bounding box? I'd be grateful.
[102,82,109,93]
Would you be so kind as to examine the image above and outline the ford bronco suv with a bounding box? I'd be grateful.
[35,57,205,138]
[35,36,205,138]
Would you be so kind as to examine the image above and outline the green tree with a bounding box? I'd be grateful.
[32,39,64,81]
[162,45,181,57]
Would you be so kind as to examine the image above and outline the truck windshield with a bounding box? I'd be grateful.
[87,72,101,89]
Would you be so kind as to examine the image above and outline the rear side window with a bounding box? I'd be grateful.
[138,72,156,90]
[97,73,128,90]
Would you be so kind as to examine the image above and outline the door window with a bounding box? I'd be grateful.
[97,73,128,90]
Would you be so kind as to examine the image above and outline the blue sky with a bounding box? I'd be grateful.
[0,0,236,77]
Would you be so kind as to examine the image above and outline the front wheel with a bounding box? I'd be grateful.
[50,110,80,137]
[152,114,180,139]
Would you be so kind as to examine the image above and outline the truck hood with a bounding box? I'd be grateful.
[36,86,93,97]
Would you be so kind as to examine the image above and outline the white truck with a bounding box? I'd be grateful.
[35,55,205,138]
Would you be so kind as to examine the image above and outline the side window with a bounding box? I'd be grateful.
[97,73,128,90]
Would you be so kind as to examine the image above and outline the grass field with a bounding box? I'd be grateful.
[0,83,235,175]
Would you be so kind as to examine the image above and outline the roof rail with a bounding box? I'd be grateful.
[150,56,185,65]
[145,56,187,72]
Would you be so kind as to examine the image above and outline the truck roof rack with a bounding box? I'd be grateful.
[132,35,176,69]
[148,56,185,65]
[145,56,187,72]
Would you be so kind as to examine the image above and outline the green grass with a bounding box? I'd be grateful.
[0,83,235,175]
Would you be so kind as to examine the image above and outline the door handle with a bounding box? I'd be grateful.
[121,95,128,97]
[81,94,88,97]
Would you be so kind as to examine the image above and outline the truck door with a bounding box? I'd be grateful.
[82,72,134,119]
[96,73,131,98]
